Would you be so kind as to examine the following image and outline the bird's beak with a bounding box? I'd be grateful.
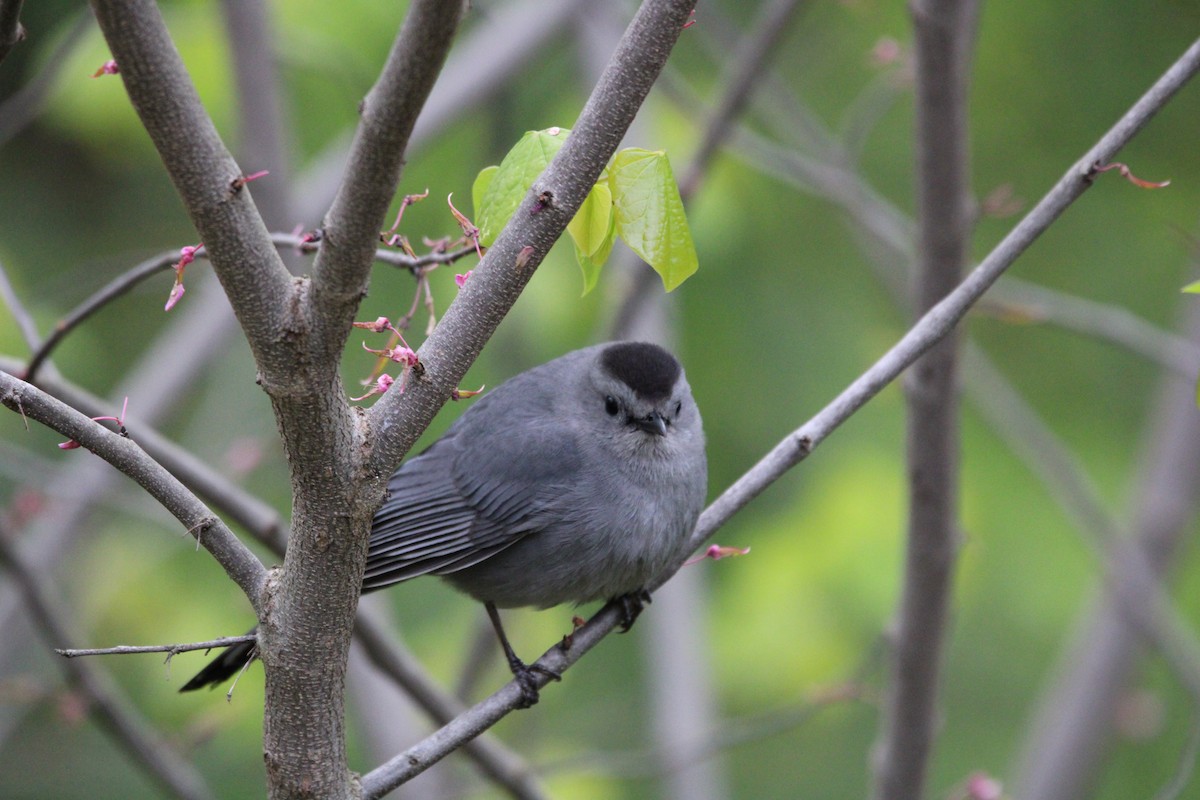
[634,411,668,437]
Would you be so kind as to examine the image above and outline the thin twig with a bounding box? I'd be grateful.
[0,520,215,800]
[22,237,474,383]
[24,250,181,381]
[57,634,257,659]
[611,0,808,336]
[0,355,287,550]
[0,257,42,353]
[91,0,295,378]
[982,278,1200,377]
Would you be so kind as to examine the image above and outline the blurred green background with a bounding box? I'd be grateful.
[2,1,1200,798]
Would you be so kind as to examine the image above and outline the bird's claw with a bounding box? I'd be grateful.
[614,589,652,632]
[509,660,561,709]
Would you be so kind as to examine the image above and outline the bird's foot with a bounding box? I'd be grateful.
[507,658,561,709]
[613,588,652,632]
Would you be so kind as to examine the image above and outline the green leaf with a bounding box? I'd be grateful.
[573,196,617,295]
[472,165,498,220]
[476,127,570,246]
[567,179,613,258]
[1183,280,1200,294]
[608,148,698,291]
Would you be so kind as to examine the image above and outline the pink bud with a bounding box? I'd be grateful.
[684,544,751,566]
[164,280,185,311]
[455,271,472,288]
[91,60,119,78]
[350,374,394,402]
[965,773,1002,800]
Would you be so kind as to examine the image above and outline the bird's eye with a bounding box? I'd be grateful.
[604,395,620,416]
[674,400,682,416]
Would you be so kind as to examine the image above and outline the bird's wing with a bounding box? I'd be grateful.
[361,417,582,592]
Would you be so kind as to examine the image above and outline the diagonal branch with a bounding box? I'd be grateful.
[365,0,699,477]
[693,34,1200,545]
[89,0,295,379]
[0,372,268,608]
[309,0,464,364]
[359,31,1200,798]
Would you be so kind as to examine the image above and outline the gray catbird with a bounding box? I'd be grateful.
[180,341,707,704]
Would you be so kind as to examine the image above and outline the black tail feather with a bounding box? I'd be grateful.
[179,632,258,692]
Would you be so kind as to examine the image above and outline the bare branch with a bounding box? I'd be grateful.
[1014,299,1200,799]
[871,2,978,799]
[1,355,286,550]
[359,33,1200,797]
[0,372,268,607]
[308,0,463,364]
[0,257,41,354]
[56,634,258,659]
[691,35,1200,551]
[611,0,808,336]
[681,0,808,197]
[24,249,181,382]
[89,0,295,377]
[964,345,1200,702]
[366,0,699,477]
[354,606,550,800]
[983,278,1200,377]
[0,520,215,800]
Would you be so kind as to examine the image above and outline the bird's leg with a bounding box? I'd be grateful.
[612,588,653,632]
[484,601,560,708]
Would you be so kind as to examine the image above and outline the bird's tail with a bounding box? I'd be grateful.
[178,632,258,692]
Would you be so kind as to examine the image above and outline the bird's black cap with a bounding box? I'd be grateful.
[600,342,681,401]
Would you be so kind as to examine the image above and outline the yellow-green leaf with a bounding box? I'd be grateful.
[476,127,570,245]
[472,165,498,220]
[573,199,617,295]
[608,148,698,291]
[567,180,613,258]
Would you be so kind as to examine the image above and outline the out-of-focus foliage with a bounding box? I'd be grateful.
[2,0,1200,798]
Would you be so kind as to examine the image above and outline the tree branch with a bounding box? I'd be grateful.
[1014,298,1200,799]
[308,0,463,365]
[56,634,259,660]
[0,520,215,800]
[0,372,268,607]
[871,2,978,799]
[691,34,1200,548]
[0,257,41,355]
[354,606,549,800]
[89,0,295,380]
[359,31,1200,797]
[365,0,698,477]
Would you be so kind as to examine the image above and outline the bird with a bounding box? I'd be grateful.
[180,341,707,705]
